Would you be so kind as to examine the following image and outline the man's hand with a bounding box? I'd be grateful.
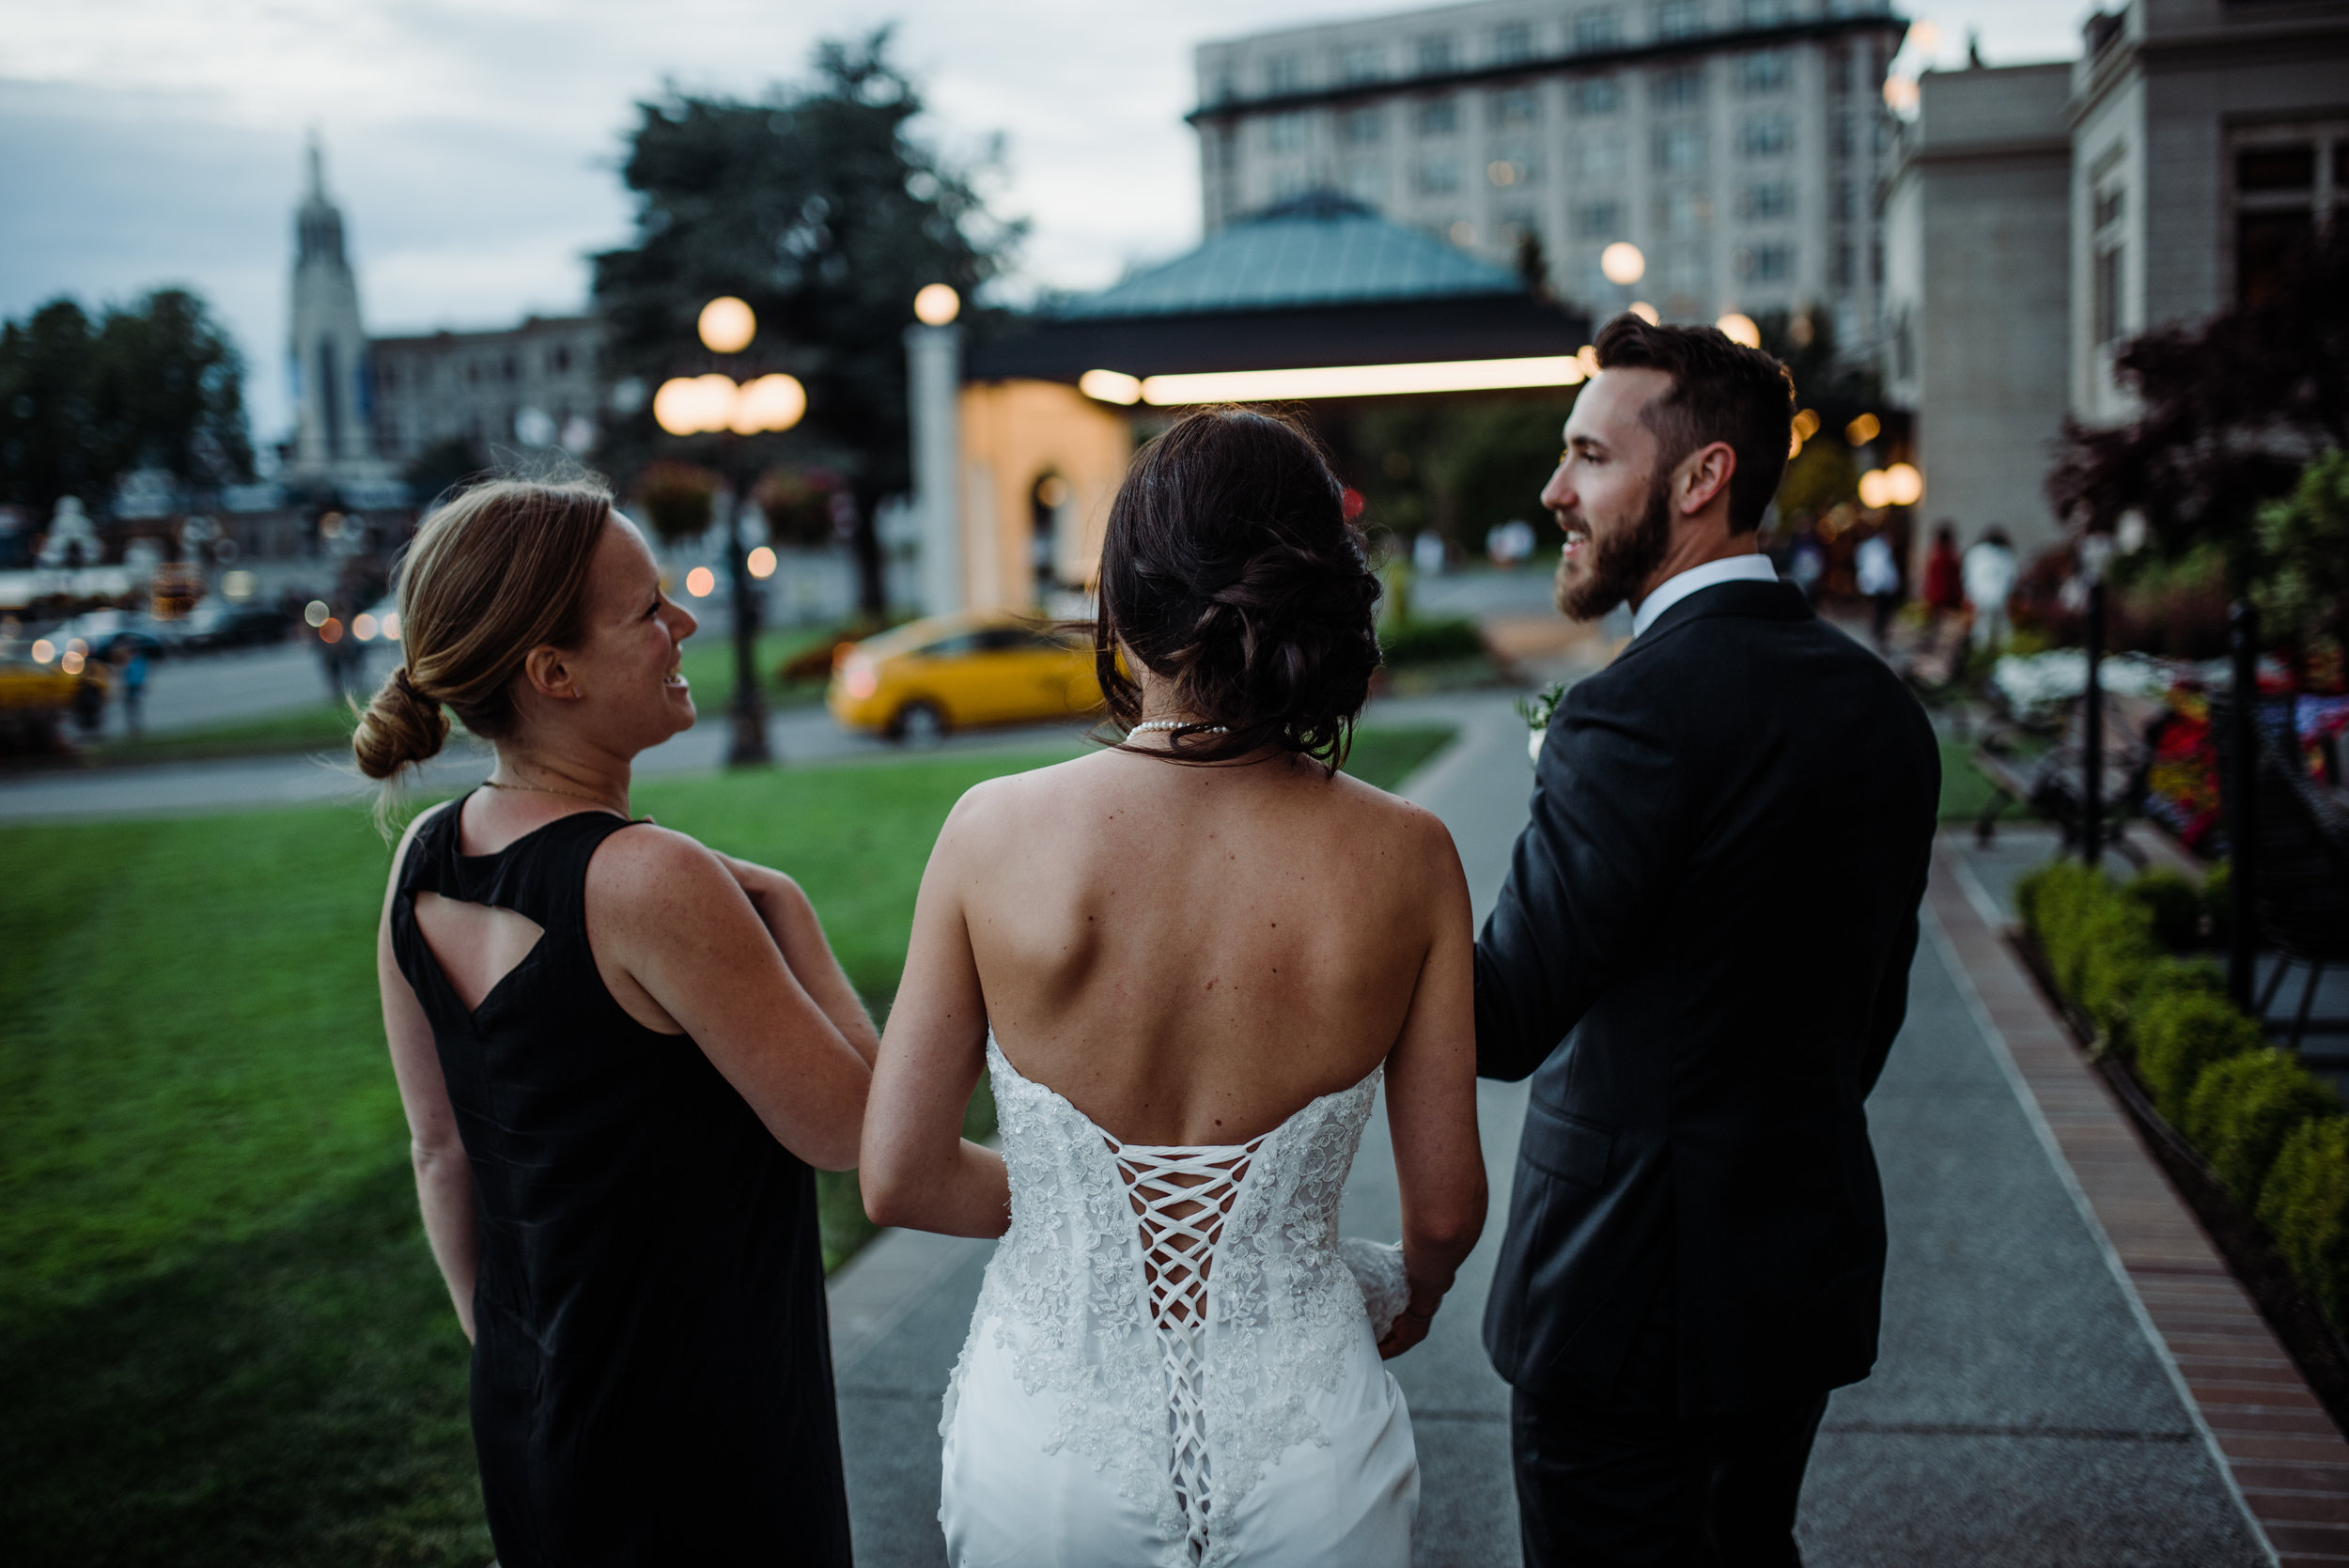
[1377,1302,1438,1359]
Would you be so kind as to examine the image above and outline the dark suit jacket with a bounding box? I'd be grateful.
[1475,578,1939,1417]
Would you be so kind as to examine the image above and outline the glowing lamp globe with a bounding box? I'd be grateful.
[1600,242,1646,286]
[698,297,756,354]
[1716,312,1761,348]
[913,284,961,326]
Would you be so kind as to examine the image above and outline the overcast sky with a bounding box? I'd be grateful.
[0,0,2099,438]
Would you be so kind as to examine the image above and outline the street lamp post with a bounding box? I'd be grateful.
[653,298,807,768]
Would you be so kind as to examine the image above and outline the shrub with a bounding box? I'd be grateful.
[2136,987,2267,1123]
[2126,868,2206,952]
[2183,1048,2341,1201]
[1378,615,1485,667]
[2115,956,2226,1061]
[2261,1117,2349,1329]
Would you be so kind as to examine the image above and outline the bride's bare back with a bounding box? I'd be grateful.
[958,744,1459,1145]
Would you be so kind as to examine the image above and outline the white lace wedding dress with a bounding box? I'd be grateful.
[940,1037,1417,1568]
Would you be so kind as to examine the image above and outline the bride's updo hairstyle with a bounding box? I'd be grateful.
[1096,408,1381,772]
[351,476,614,793]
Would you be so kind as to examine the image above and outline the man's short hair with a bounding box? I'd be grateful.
[1594,315,1797,536]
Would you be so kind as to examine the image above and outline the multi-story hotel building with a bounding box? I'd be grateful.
[1190,0,1908,351]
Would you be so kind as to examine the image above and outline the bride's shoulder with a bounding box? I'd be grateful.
[930,752,1110,851]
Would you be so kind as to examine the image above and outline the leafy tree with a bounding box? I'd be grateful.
[0,288,254,523]
[2254,448,2349,666]
[2046,226,2349,586]
[401,435,489,510]
[593,30,1021,613]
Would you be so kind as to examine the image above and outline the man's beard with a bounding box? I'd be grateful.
[1553,470,1673,621]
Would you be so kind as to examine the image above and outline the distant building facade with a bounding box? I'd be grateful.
[1882,1,2349,564]
[1190,0,1906,349]
[283,137,397,496]
[1881,62,2073,556]
[368,316,608,468]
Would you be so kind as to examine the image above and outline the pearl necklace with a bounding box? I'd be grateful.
[1128,720,1229,736]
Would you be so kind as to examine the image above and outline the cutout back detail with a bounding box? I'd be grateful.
[413,890,547,1015]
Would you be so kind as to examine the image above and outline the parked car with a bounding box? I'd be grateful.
[170,598,293,651]
[0,658,86,753]
[42,609,167,662]
[828,612,1103,743]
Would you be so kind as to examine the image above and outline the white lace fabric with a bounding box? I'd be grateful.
[943,1037,1408,1568]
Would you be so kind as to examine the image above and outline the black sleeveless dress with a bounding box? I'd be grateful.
[390,796,851,1567]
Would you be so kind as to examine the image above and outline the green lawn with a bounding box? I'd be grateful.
[80,702,361,768]
[0,723,1451,1565]
[1939,737,2034,823]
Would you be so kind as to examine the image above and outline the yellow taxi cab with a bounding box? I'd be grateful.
[828,611,1103,743]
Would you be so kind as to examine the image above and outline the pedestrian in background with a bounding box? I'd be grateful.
[1856,529,1903,649]
[1921,522,1964,617]
[114,643,149,735]
[1964,526,2018,652]
[1788,520,1826,601]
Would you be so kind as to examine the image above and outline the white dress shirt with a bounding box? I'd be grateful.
[1629,552,1781,639]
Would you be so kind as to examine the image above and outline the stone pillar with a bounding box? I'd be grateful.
[905,323,964,618]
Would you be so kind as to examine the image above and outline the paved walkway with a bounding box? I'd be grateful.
[825,701,2314,1565]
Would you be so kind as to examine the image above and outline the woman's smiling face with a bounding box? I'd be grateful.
[560,513,699,751]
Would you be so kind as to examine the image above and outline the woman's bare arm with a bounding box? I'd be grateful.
[378,804,479,1342]
[1375,813,1487,1358]
[859,792,1011,1238]
[590,829,873,1171]
[717,855,880,1067]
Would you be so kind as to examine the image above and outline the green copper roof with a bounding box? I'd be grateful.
[1055,192,1522,320]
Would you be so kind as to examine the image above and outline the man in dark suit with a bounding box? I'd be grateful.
[1476,316,1939,1566]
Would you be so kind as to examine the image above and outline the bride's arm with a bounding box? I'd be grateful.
[1377,815,1487,1358]
[860,799,1010,1239]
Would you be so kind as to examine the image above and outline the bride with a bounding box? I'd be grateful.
[861,408,1487,1568]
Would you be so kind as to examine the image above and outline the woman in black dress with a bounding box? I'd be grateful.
[354,477,871,1565]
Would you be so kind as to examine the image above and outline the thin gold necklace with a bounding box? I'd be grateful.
[482,774,623,811]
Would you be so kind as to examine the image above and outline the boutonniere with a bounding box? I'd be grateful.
[1516,682,1565,766]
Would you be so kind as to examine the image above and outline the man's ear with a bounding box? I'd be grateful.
[1676,442,1737,518]
[521,644,581,701]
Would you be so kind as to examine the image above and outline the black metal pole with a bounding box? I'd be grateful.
[2082,576,2105,867]
[724,474,770,767]
[2229,598,2260,1011]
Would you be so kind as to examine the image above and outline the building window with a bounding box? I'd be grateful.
[1831,177,1855,221]
[1415,96,1459,135]
[1572,199,1623,238]
[1576,10,1621,52]
[1417,35,1455,74]
[2093,185,2125,229]
[1656,0,1707,40]
[1734,49,1791,92]
[1741,0,1791,22]
[1652,65,1704,109]
[1656,122,1706,174]
[2232,141,2326,306]
[1266,112,1308,152]
[1498,207,1540,244]
[1416,158,1462,194]
[2093,244,2126,343]
[1570,76,1624,116]
[1493,140,1540,185]
[1266,54,1305,95]
[1829,111,1854,159]
[550,346,571,375]
[1739,181,1794,219]
[1737,243,1795,281]
[1341,106,1385,145]
[2238,145,2314,192]
[1492,86,1540,126]
[1346,163,1388,203]
[1824,45,1850,96]
[1830,238,1854,288]
[1740,113,1792,158]
[1579,135,1629,181]
[1335,43,1385,83]
[1493,22,1534,64]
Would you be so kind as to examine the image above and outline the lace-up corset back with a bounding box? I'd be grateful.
[954,1037,1385,1566]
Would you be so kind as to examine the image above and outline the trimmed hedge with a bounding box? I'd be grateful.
[2184,1048,2341,1201]
[1378,615,1486,667]
[2019,859,2349,1328]
[2137,988,2268,1124]
[2263,1118,2349,1329]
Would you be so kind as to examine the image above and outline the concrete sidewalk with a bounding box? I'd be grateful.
[825,698,2294,1566]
